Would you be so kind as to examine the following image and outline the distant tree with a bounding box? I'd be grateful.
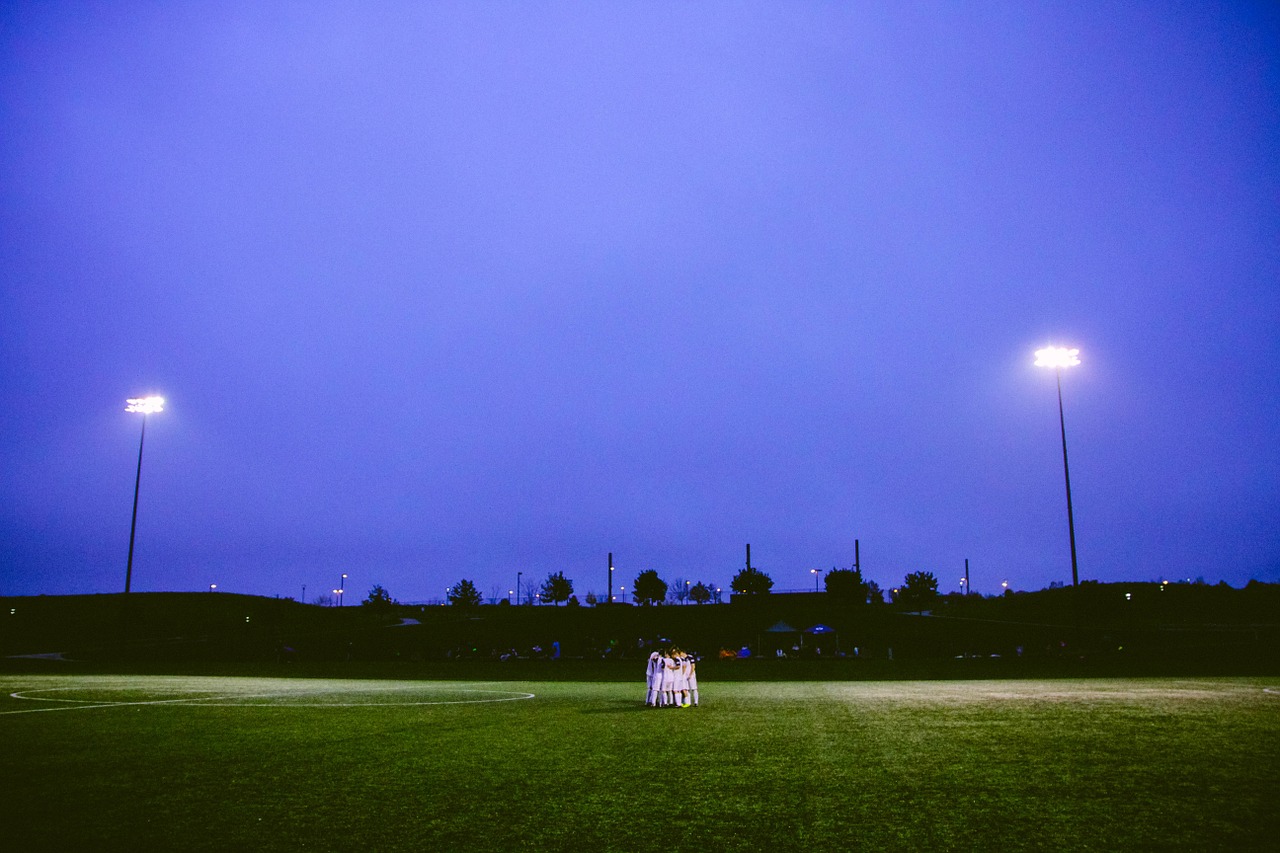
[447,579,482,608]
[632,570,668,606]
[731,567,774,595]
[689,581,712,605]
[825,568,869,602]
[897,571,939,609]
[362,584,395,610]
[540,571,573,606]
[585,591,598,606]
[672,577,690,604]
[866,580,885,605]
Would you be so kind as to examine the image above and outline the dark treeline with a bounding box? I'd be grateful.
[2,582,1277,677]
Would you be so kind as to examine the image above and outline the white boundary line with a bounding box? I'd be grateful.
[2,684,535,714]
[1263,687,1280,696]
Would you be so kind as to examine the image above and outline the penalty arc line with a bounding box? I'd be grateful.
[3,686,537,714]
[1,692,254,715]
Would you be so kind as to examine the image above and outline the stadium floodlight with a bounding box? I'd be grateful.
[124,395,164,594]
[1034,346,1081,588]
[1034,346,1080,370]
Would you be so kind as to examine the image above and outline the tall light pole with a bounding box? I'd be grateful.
[1035,346,1081,588]
[810,568,822,592]
[124,395,164,594]
[339,573,347,607]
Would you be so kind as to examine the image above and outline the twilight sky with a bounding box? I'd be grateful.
[3,2,1278,604]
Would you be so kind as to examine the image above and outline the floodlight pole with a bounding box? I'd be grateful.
[1036,348,1081,590]
[1055,368,1080,589]
[123,396,163,594]
[124,414,148,594]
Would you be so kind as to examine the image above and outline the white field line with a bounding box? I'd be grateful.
[2,683,535,714]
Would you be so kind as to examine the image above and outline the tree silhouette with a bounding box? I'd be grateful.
[632,569,668,606]
[362,584,395,610]
[689,581,712,604]
[897,570,939,609]
[825,568,869,602]
[540,571,573,606]
[731,566,773,595]
[447,579,482,608]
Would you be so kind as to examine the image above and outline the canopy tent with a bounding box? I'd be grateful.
[804,623,840,656]
[758,621,802,657]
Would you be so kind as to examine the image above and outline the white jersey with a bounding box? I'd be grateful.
[686,658,698,690]
[673,656,688,692]
[645,653,661,688]
[660,656,676,690]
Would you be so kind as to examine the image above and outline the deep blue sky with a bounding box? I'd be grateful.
[3,2,1278,604]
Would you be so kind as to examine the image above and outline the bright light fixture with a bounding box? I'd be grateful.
[1034,347,1080,369]
[125,396,165,414]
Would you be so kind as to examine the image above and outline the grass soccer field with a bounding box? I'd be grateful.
[2,674,1276,851]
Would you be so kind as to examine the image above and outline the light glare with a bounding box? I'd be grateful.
[125,395,165,415]
[1034,347,1081,369]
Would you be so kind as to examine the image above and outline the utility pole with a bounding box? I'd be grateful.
[608,552,614,603]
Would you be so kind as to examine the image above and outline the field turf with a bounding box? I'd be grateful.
[2,675,1276,851]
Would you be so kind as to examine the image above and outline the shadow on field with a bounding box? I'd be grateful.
[578,701,658,713]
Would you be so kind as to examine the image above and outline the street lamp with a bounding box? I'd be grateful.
[339,573,348,607]
[810,568,823,592]
[124,395,164,594]
[209,583,216,593]
[1035,346,1081,588]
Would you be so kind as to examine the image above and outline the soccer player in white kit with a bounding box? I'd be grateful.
[685,654,699,707]
[644,650,661,706]
[660,650,677,708]
[671,648,689,707]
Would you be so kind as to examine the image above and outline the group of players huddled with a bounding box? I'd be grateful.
[644,648,699,708]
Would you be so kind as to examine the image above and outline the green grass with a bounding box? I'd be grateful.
[2,675,1277,851]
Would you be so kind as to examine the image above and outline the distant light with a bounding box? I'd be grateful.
[1034,347,1080,369]
[125,396,165,414]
